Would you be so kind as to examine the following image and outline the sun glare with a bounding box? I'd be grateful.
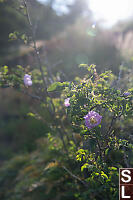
[38,0,133,27]
[89,0,133,27]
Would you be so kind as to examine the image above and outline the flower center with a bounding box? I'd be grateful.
[90,116,97,125]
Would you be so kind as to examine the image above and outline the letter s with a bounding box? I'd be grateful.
[121,170,131,183]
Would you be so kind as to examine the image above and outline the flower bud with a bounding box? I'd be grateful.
[24,74,32,87]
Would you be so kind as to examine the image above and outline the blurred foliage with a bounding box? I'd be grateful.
[0,0,90,160]
[0,64,132,199]
[0,0,28,63]
[0,88,50,161]
[0,0,88,64]
[40,18,122,80]
[0,0,133,200]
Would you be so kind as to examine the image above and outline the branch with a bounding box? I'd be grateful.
[23,0,48,95]
[21,89,43,101]
[23,0,56,114]
[95,136,103,164]
[123,147,130,168]
[62,166,88,187]
[22,0,68,154]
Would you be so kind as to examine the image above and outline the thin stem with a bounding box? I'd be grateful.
[22,0,69,153]
[123,147,130,168]
[23,0,48,95]
[106,114,116,136]
[95,136,103,164]
[56,126,68,154]
[22,89,43,101]
[62,166,88,187]
[23,0,55,113]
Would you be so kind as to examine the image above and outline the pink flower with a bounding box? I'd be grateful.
[64,98,70,107]
[123,92,130,97]
[24,74,32,87]
[84,111,102,129]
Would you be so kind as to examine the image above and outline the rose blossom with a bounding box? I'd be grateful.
[64,98,70,107]
[24,74,32,87]
[84,111,102,129]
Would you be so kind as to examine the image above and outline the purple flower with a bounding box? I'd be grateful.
[84,111,102,129]
[24,74,32,87]
[64,98,70,107]
[123,92,130,97]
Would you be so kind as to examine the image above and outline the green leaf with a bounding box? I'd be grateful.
[27,112,35,117]
[3,65,8,74]
[47,82,69,92]
[108,167,117,171]
[21,34,28,44]
[81,163,94,172]
[9,32,18,40]
[101,171,108,179]
[78,64,88,68]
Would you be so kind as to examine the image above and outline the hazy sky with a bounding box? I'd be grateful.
[90,0,133,27]
[38,0,133,27]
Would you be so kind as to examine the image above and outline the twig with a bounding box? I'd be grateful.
[123,147,130,168]
[23,0,48,95]
[106,114,116,136]
[95,136,103,164]
[62,166,88,187]
[22,0,69,154]
[21,89,43,101]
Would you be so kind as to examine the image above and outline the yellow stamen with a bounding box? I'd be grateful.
[90,116,97,124]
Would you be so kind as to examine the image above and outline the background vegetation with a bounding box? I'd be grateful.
[0,0,132,199]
